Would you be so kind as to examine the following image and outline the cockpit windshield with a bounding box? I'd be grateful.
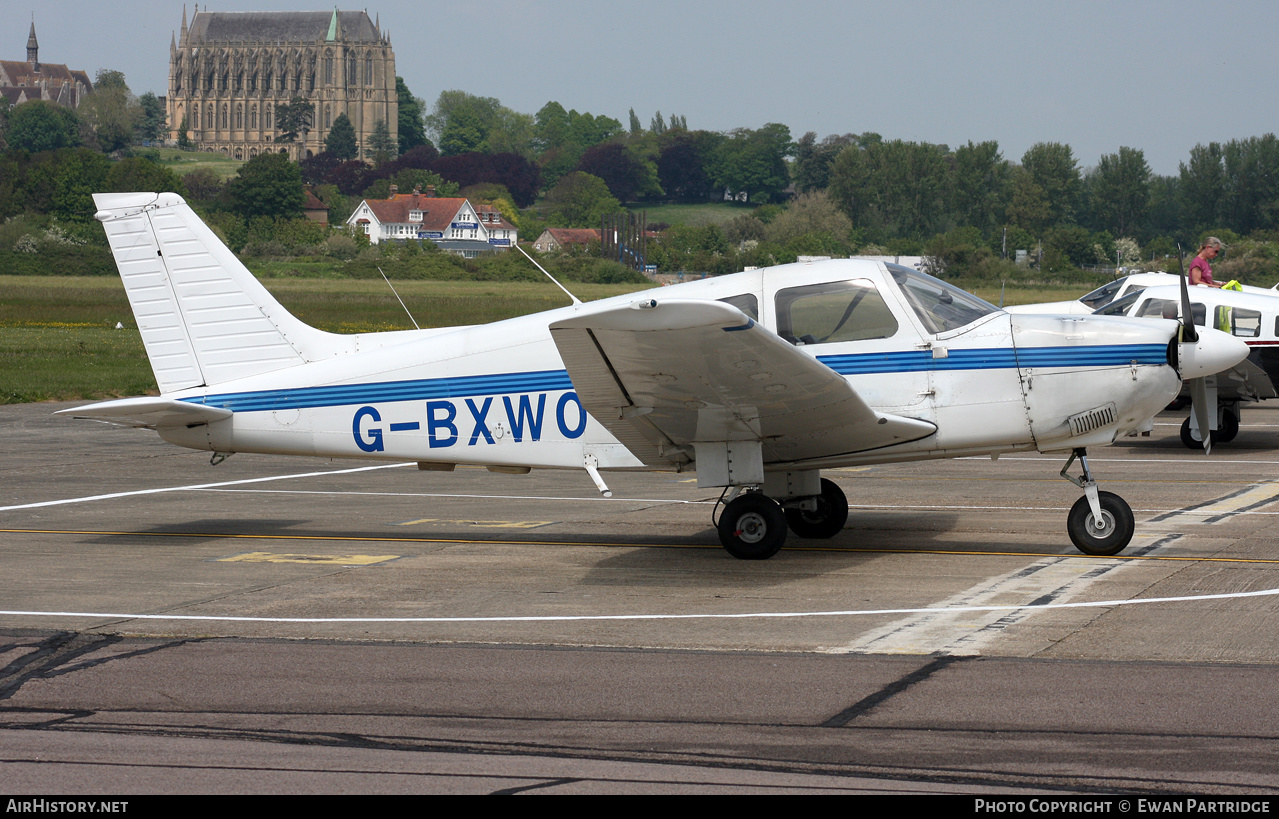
[1093,290,1143,317]
[886,264,1000,335]
[1079,278,1129,309]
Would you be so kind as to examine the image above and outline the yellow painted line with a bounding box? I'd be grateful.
[394,518,554,529]
[5,529,1279,565]
[218,551,398,566]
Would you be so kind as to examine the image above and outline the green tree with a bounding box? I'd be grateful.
[395,76,428,155]
[1005,166,1052,234]
[78,69,141,153]
[951,140,1010,234]
[1179,142,1225,235]
[709,123,793,204]
[367,119,396,165]
[136,92,167,142]
[764,191,855,246]
[793,131,856,193]
[226,152,304,220]
[275,97,314,143]
[176,114,193,150]
[1221,135,1279,234]
[325,112,358,160]
[1089,146,1151,237]
[1021,142,1081,226]
[6,100,81,152]
[543,171,621,227]
[828,139,951,239]
[105,156,185,196]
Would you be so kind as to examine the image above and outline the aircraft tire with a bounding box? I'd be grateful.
[1067,491,1134,556]
[1217,409,1240,443]
[784,478,849,539]
[718,493,787,560]
[1180,417,1222,449]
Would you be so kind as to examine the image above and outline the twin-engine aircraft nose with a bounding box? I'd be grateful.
[1179,326,1250,380]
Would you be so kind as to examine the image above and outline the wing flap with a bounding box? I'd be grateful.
[56,396,233,429]
[550,300,935,466]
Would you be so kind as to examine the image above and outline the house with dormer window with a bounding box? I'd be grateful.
[346,185,518,257]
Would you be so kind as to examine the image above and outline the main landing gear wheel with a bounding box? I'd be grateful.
[784,478,849,539]
[1067,491,1134,556]
[718,493,787,560]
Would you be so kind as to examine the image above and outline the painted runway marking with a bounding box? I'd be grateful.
[4,583,1279,624]
[218,552,399,565]
[1148,481,1279,526]
[0,463,415,511]
[827,535,1177,656]
[394,518,555,529]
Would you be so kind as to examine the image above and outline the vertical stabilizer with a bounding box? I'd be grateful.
[93,192,348,393]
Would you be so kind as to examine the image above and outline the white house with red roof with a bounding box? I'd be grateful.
[346,185,518,257]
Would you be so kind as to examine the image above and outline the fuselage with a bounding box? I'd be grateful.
[158,259,1187,474]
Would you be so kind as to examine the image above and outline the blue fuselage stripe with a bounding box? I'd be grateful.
[181,344,1167,412]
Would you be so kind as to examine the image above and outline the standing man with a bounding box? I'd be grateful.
[1189,237,1225,288]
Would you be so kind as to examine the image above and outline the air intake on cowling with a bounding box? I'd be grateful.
[1068,403,1117,436]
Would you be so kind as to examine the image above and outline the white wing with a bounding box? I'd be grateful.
[550,299,936,467]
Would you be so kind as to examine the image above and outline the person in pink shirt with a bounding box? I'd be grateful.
[1189,237,1224,288]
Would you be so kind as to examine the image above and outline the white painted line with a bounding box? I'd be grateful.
[0,463,415,511]
[4,585,1279,624]
[959,456,1279,465]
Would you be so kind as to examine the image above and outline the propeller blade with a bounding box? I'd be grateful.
[1178,243,1199,344]
[1189,377,1212,455]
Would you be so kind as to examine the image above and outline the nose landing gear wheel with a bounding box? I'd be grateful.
[1067,491,1134,556]
[784,478,849,539]
[718,493,787,560]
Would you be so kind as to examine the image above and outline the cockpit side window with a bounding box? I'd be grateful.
[886,264,998,334]
[718,293,758,321]
[774,279,898,345]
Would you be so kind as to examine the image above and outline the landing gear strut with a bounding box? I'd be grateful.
[1060,448,1134,556]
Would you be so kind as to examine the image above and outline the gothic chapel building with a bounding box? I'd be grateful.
[168,7,397,160]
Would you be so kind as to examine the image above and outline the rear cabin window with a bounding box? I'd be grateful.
[718,293,758,320]
[774,280,898,345]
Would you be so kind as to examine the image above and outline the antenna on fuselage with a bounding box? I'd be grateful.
[376,266,420,330]
[516,244,582,306]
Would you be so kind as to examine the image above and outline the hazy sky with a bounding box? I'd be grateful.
[15,0,1277,175]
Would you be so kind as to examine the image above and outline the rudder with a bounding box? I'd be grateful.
[93,192,346,393]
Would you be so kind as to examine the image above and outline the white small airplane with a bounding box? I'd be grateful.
[62,193,1250,559]
[1006,271,1276,316]
[1095,283,1279,448]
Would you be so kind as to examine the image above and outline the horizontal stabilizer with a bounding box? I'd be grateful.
[56,396,233,429]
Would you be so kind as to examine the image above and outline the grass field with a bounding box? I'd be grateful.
[0,276,651,403]
[629,202,748,226]
[0,275,1092,404]
[147,146,246,180]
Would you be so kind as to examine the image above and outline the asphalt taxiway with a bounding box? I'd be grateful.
[4,400,1279,793]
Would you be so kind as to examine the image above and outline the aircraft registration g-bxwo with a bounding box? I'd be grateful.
[64,193,1249,560]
